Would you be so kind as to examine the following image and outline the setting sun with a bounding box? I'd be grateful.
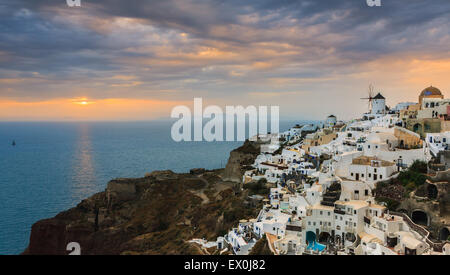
[72,98,95,106]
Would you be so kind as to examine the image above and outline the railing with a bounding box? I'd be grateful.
[334,209,346,215]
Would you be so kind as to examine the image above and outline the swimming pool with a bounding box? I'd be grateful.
[307,241,326,252]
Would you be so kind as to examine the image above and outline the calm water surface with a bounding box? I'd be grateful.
[0,120,303,254]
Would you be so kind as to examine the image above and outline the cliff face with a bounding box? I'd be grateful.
[23,168,262,255]
[375,169,450,241]
[222,140,261,183]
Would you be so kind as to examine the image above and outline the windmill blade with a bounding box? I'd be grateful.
[368,84,374,99]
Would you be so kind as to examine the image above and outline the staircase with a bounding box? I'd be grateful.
[321,182,341,207]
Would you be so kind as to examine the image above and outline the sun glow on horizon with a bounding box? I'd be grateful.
[72,98,95,106]
[0,97,192,121]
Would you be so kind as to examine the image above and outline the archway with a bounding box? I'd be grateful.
[411,210,429,226]
[305,231,316,246]
[318,232,331,244]
[427,184,438,199]
[439,227,450,241]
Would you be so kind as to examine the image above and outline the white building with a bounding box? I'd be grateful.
[325,115,337,128]
[363,131,398,156]
[425,132,450,157]
[347,156,397,183]
[392,102,417,112]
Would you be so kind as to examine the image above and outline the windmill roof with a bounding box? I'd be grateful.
[373,93,385,99]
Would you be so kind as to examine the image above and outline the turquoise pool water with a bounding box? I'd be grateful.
[307,242,326,252]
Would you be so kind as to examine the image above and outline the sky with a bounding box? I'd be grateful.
[0,0,449,121]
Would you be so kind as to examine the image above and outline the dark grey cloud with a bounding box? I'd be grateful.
[0,0,449,101]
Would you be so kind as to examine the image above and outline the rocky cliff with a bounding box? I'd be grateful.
[375,167,450,242]
[222,140,261,183]
[23,142,263,255]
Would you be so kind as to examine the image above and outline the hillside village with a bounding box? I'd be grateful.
[194,86,450,255]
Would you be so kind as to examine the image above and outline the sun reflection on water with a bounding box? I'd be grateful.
[71,123,97,202]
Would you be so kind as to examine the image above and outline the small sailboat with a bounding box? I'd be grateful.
[12,140,16,146]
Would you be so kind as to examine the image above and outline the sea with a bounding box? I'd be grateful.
[0,120,311,254]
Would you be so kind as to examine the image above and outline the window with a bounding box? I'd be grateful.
[320,211,323,215]
[365,189,369,196]
[368,145,371,149]
[328,212,330,216]
[354,210,356,215]
[320,221,322,225]
[380,175,382,179]
[369,173,372,177]
[374,168,377,173]
[351,173,354,176]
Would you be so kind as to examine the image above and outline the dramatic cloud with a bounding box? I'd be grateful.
[0,0,449,120]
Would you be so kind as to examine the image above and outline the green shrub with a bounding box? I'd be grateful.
[405,182,416,192]
[398,170,427,188]
[409,160,428,174]
[244,180,269,195]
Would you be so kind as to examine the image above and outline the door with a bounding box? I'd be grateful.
[355,173,359,181]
